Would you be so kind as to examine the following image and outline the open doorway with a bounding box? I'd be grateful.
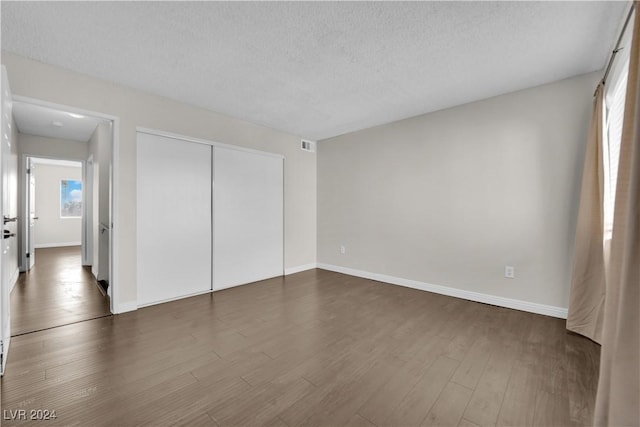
[26,158,83,258]
[10,100,114,335]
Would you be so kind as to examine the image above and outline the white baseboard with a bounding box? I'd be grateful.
[137,289,214,309]
[284,263,317,275]
[317,263,568,319]
[113,301,138,314]
[35,242,81,249]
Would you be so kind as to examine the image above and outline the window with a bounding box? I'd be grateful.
[603,63,628,238]
[60,179,82,218]
[603,24,632,240]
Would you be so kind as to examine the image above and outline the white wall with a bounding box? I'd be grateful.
[318,72,600,313]
[2,52,317,312]
[33,163,82,247]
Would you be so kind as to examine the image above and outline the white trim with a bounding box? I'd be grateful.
[136,127,284,160]
[82,154,93,267]
[111,118,119,312]
[284,263,317,275]
[137,289,213,309]
[20,155,87,272]
[211,146,215,292]
[20,155,31,273]
[13,96,120,317]
[113,301,137,314]
[35,242,81,248]
[317,263,568,319]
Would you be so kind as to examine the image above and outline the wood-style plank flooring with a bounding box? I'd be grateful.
[2,269,600,426]
[10,246,111,336]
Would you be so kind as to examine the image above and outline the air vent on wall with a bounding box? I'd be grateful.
[301,139,316,152]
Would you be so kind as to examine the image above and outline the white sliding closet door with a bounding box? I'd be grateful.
[137,132,212,306]
[214,147,283,290]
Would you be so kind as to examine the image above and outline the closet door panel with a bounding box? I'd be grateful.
[137,132,212,306]
[214,147,283,290]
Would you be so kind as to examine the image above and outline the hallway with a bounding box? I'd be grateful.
[11,246,111,336]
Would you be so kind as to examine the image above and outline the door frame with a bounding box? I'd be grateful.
[84,154,94,269]
[25,157,35,271]
[21,155,86,268]
[14,95,120,314]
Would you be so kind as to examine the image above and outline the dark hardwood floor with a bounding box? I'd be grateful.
[10,246,111,336]
[2,269,600,426]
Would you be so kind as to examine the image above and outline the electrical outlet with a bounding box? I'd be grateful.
[504,266,515,278]
[340,245,346,255]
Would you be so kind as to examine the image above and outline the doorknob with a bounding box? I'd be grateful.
[3,216,16,224]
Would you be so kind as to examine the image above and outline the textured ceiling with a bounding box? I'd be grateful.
[13,101,103,142]
[1,1,627,140]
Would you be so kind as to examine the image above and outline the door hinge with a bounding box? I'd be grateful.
[27,168,31,174]
[26,253,30,258]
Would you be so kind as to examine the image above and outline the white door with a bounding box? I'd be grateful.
[214,146,283,290]
[137,132,212,306]
[27,158,36,270]
[1,66,13,375]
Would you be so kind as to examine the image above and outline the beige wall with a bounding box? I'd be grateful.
[318,72,600,310]
[2,52,317,311]
[19,133,89,161]
[33,164,82,247]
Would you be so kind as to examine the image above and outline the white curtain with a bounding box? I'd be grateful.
[566,83,606,344]
[594,4,639,426]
